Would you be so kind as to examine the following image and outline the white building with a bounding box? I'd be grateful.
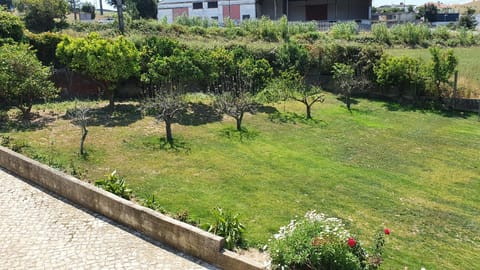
[158,0,372,24]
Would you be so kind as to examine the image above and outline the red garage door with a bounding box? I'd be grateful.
[173,7,188,20]
[223,4,240,21]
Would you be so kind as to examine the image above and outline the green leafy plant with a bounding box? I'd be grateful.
[208,207,245,250]
[268,210,390,270]
[94,170,132,200]
[142,194,167,213]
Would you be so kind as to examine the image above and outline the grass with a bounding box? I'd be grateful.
[1,94,479,269]
[388,47,480,98]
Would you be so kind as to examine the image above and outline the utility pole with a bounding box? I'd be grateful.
[117,0,125,34]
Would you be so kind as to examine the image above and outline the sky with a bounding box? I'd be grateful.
[372,0,472,7]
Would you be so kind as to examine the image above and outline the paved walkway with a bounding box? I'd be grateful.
[0,168,217,270]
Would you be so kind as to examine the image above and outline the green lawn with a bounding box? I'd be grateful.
[388,46,480,98]
[2,94,479,269]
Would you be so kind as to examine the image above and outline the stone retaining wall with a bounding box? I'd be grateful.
[0,146,265,270]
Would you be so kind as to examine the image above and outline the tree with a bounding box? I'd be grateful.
[69,101,90,156]
[429,47,457,96]
[141,49,200,144]
[459,7,477,30]
[0,44,58,118]
[14,0,68,32]
[81,2,95,19]
[214,90,258,132]
[108,0,156,19]
[261,70,325,119]
[332,63,355,110]
[423,3,438,23]
[68,0,81,21]
[0,7,24,42]
[56,33,139,110]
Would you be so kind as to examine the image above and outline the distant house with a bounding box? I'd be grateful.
[158,0,372,24]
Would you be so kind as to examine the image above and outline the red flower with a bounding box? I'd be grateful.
[384,228,391,235]
[347,237,356,248]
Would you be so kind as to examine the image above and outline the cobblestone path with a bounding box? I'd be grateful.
[0,168,217,270]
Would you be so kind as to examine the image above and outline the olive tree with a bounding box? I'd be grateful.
[0,44,58,118]
[142,49,200,145]
[260,70,325,119]
[429,46,457,96]
[56,33,139,110]
[332,63,355,110]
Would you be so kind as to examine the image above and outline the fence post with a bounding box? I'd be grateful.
[453,70,458,110]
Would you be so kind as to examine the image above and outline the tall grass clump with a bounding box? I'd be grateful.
[391,23,431,47]
[372,23,392,45]
[330,21,358,40]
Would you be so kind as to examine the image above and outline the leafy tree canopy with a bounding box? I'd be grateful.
[14,0,68,32]
[0,8,24,42]
[56,32,139,108]
[0,44,58,117]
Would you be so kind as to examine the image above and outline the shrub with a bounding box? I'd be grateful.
[268,210,390,270]
[25,31,65,66]
[0,8,24,42]
[94,170,132,200]
[374,54,427,97]
[208,207,246,250]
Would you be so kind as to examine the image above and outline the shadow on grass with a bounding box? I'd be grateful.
[64,103,143,127]
[268,112,328,127]
[383,101,475,119]
[257,105,279,114]
[336,96,360,106]
[218,127,259,142]
[0,113,56,133]
[177,102,222,126]
[131,135,191,153]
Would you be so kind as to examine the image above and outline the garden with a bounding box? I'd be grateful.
[1,4,480,269]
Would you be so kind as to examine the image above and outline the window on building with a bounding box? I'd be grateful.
[242,15,251,20]
[211,16,218,20]
[207,1,218,8]
[193,2,202,9]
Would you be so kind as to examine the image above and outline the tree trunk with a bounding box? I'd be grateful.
[236,113,243,131]
[165,119,173,145]
[19,105,32,119]
[109,90,115,111]
[117,0,125,34]
[306,104,312,119]
[80,126,88,155]
[346,95,351,110]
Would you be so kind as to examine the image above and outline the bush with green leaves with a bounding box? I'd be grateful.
[95,170,132,200]
[0,8,24,42]
[268,210,390,270]
[25,31,65,67]
[142,194,167,213]
[374,54,427,98]
[208,207,245,250]
[15,0,68,32]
